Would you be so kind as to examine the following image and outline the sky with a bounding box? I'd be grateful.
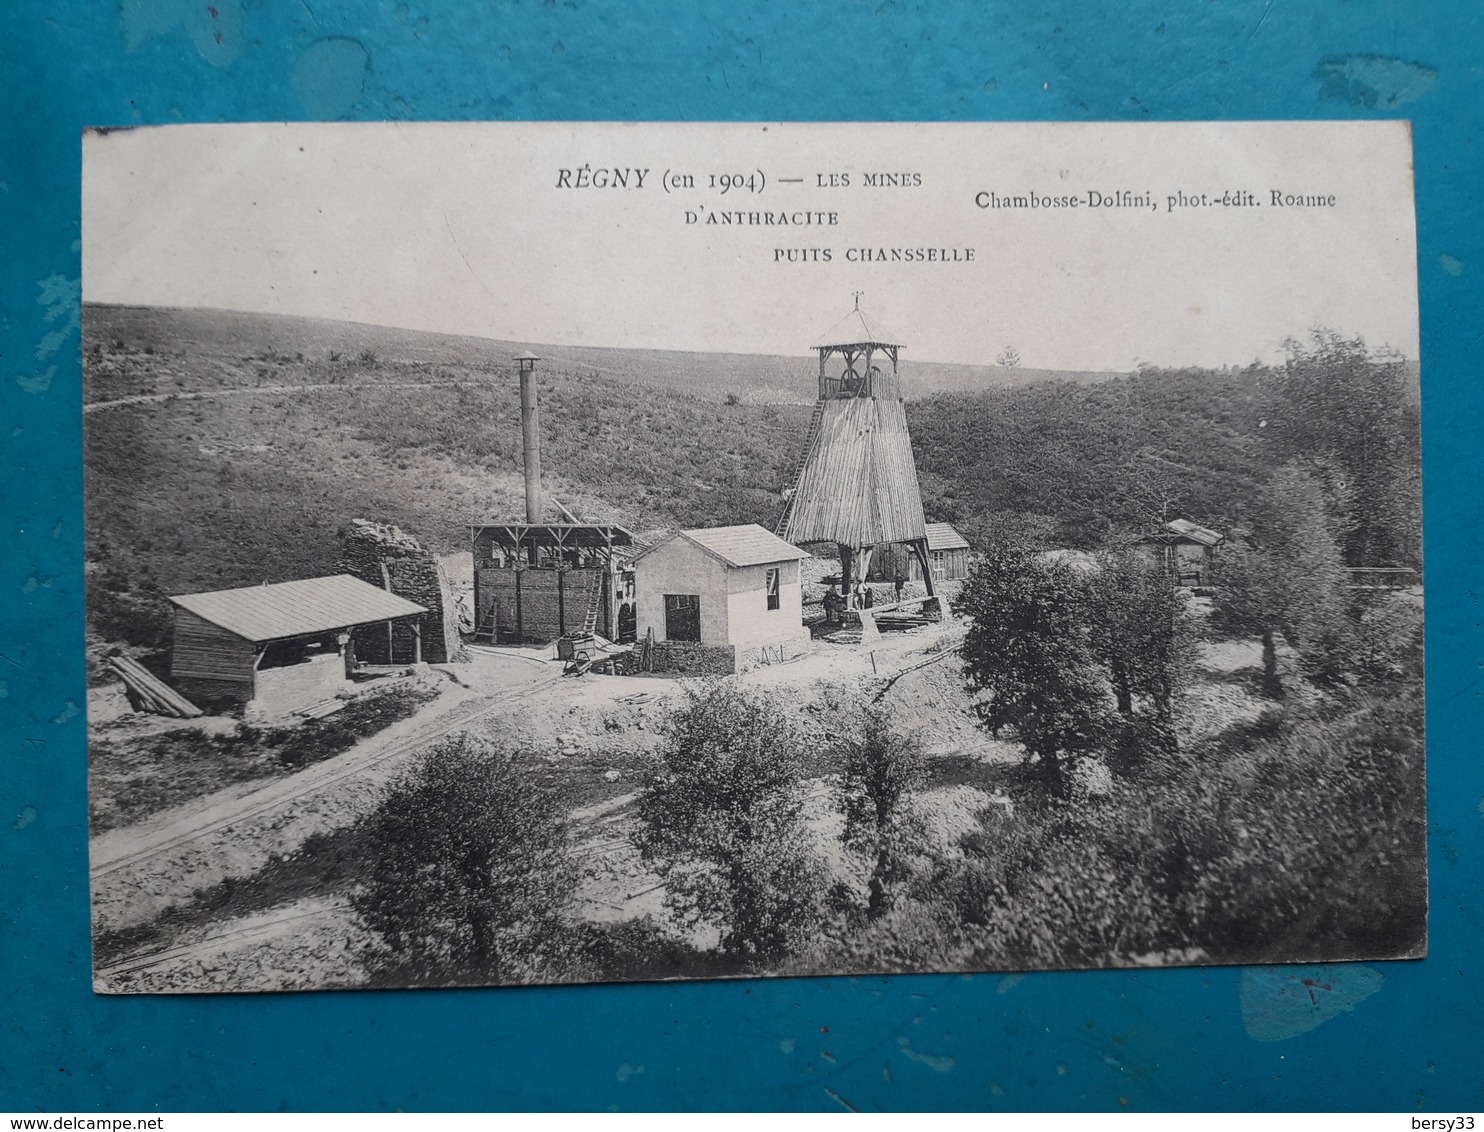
[83,121,1420,371]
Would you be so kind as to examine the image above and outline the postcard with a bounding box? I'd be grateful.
[82,120,1423,992]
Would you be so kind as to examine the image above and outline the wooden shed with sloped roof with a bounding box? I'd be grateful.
[1150,518,1225,588]
[869,521,972,584]
[167,574,427,715]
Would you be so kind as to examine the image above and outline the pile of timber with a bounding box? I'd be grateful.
[297,699,347,720]
[588,647,635,675]
[108,655,203,718]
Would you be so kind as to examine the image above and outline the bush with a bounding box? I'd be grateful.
[835,706,926,918]
[1168,688,1426,961]
[936,681,1426,969]
[353,734,579,985]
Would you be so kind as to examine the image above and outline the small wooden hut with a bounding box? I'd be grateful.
[1151,518,1224,587]
[870,522,971,584]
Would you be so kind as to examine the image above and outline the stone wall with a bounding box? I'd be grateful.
[649,641,737,676]
[340,519,467,664]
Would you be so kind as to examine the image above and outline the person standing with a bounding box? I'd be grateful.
[823,584,842,624]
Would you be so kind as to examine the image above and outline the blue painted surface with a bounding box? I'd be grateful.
[2,0,1481,1112]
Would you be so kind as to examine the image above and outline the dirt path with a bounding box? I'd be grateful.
[91,674,538,878]
[89,655,566,929]
[89,620,988,937]
[82,378,481,414]
[97,775,1013,993]
[94,897,363,994]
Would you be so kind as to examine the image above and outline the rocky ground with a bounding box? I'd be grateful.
[88,606,1275,995]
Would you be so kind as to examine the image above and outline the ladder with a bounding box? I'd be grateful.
[774,399,827,537]
[579,571,604,635]
[476,601,500,642]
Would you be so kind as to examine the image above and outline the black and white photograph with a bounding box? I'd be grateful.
[82,120,1424,994]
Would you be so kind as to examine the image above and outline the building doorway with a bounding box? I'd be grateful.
[663,594,701,642]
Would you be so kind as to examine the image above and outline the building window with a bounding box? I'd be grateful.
[663,594,701,642]
[931,550,946,579]
[765,568,780,611]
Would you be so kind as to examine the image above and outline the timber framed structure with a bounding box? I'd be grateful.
[780,302,938,606]
[166,574,428,715]
[470,521,635,644]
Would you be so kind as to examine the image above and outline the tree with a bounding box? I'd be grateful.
[634,683,825,964]
[1087,548,1198,757]
[1209,540,1289,698]
[956,546,1117,795]
[836,707,926,918]
[352,734,578,985]
[1259,329,1421,568]
[1211,464,1355,694]
[995,346,1021,368]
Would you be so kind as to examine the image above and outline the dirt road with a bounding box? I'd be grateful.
[82,378,482,414]
[89,619,993,936]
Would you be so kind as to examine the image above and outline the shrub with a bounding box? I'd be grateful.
[352,734,579,985]
[939,682,1426,969]
[1167,687,1426,961]
[835,707,926,917]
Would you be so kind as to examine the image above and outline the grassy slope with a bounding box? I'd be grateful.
[81,303,1120,620]
[84,304,1419,654]
[84,306,821,639]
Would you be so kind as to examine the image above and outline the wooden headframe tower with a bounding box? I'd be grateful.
[778,299,935,598]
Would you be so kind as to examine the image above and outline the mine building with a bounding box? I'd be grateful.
[469,351,636,644]
[870,521,971,585]
[166,574,428,717]
[1151,518,1225,587]
[470,520,635,643]
[632,524,812,674]
[776,299,940,615]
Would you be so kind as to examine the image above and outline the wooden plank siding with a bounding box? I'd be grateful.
[786,396,929,548]
[170,608,257,686]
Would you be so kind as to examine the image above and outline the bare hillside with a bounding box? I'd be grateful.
[84,303,1120,405]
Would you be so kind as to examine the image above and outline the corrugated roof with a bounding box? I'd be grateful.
[169,575,427,642]
[925,522,970,551]
[813,305,902,349]
[785,396,928,547]
[636,524,810,569]
[1164,518,1224,547]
